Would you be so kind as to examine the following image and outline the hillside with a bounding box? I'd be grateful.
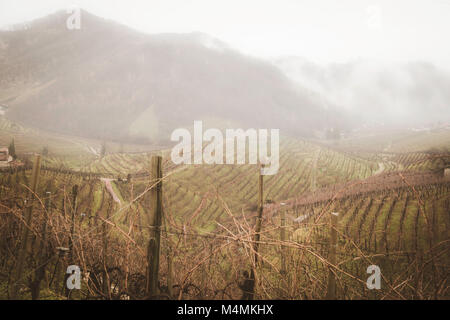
[1,124,449,299]
[0,10,329,144]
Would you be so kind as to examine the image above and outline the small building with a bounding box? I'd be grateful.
[0,147,8,162]
[445,168,450,177]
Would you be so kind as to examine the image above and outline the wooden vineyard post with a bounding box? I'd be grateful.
[30,191,52,299]
[326,212,339,300]
[167,252,174,298]
[43,191,52,287]
[69,185,78,262]
[11,154,41,299]
[102,199,113,299]
[249,165,264,300]
[146,156,163,299]
[280,207,286,275]
[65,185,78,298]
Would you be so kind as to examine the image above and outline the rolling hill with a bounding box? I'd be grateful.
[0,10,330,144]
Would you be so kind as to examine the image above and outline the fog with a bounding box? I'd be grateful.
[275,58,450,127]
[2,0,450,66]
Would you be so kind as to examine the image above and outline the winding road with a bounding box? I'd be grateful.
[101,178,121,204]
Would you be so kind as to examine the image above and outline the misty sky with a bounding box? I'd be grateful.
[1,0,450,68]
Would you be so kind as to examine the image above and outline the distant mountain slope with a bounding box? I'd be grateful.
[0,10,328,143]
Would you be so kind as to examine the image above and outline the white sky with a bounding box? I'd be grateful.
[1,0,450,67]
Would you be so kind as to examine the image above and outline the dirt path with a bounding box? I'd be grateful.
[87,146,99,156]
[101,178,121,204]
[371,140,391,175]
[374,162,385,175]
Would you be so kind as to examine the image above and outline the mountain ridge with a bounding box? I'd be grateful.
[0,10,331,144]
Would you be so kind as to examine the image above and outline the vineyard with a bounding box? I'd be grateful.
[0,122,449,300]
